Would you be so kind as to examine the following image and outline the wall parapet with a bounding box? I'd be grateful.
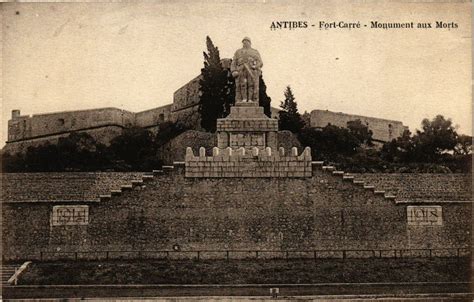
[185,146,312,178]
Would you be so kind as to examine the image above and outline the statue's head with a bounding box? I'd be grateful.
[242,37,251,48]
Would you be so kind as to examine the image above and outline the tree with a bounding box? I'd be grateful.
[381,129,414,162]
[258,76,272,118]
[1,151,25,172]
[108,127,158,170]
[23,143,61,172]
[299,124,361,160]
[2,132,108,172]
[412,115,458,161]
[198,36,234,132]
[301,111,311,128]
[454,134,472,155]
[56,132,109,171]
[347,119,373,146]
[278,86,305,133]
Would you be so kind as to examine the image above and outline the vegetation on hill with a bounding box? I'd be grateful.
[277,86,471,173]
[2,107,470,173]
[1,121,189,172]
[299,115,471,173]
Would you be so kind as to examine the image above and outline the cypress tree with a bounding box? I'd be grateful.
[259,75,272,118]
[198,36,234,132]
[278,86,305,133]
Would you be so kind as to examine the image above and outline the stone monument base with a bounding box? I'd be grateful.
[185,146,312,178]
[216,103,278,150]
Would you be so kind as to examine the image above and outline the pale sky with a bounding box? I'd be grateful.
[1,1,472,147]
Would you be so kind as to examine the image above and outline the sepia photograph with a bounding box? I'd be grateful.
[0,0,472,300]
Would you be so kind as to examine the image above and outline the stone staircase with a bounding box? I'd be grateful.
[98,165,181,202]
[95,161,398,203]
[2,264,19,286]
[312,161,398,202]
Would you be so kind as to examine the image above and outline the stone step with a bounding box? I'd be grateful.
[110,190,122,196]
[353,180,364,185]
[385,194,397,199]
[2,274,13,278]
[342,175,354,180]
[322,166,335,171]
[374,190,386,195]
[121,184,133,191]
[131,180,143,186]
[99,194,111,201]
[152,170,164,175]
[162,165,174,170]
[363,185,375,189]
[1,273,14,277]
[311,161,324,166]
[332,171,344,175]
[142,175,154,181]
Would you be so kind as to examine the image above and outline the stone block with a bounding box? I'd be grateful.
[288,251,314,259]
[199,251,227,260]
[314,251,344,259]
[229,251,257,260]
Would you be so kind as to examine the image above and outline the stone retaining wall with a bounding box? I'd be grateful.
[1,172,144,203]
[2,169,470,260]
[352,173,472,202]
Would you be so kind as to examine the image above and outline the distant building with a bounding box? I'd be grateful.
[310,110,408,142]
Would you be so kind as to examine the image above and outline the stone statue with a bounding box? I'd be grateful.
[230,37,263,103]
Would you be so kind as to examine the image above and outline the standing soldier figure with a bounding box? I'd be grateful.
[230,37,263,103]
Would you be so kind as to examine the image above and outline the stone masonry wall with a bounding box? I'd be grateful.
[2,168,470,260]
[135,105,173,128]
[173,76,201,112]
[159,130,301,165]
[8,108,135,142]
[1,172,144,203]
[185,147,312,178]
[352,173,472,202]
[3,125,125,154]
[311,110,407,142]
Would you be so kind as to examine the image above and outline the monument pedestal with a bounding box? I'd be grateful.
[185,101,312,178]
[216,102,278,150]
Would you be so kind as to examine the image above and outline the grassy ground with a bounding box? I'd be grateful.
[19,257,470,285]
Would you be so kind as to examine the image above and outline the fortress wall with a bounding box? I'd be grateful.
[173,76,201,112]
[8,108,135,142]
[29,108,135,138]
[135,105,173,128]
[7,115,32,141]
[2,170,470,260]
[3,126,125,154]
[171,105,201,129]
[310,110,407,142]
